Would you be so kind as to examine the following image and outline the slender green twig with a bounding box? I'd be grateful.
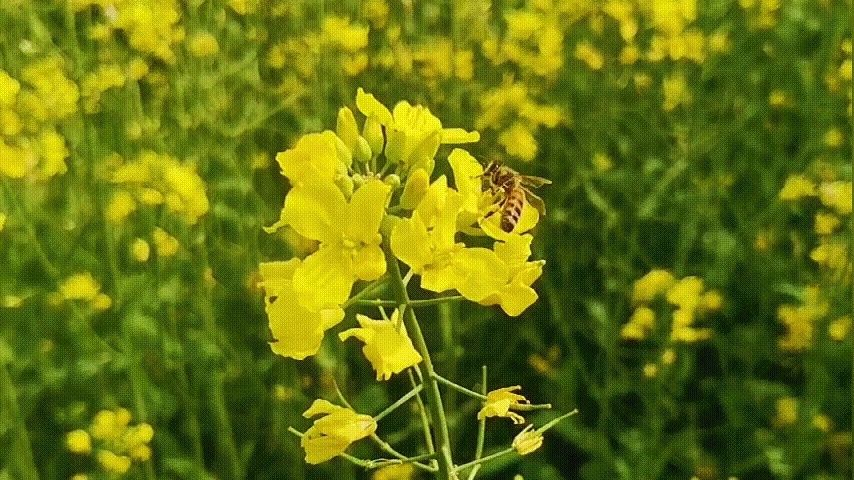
[432,373,487,400]
[455,410,579,475]
[341,275,390,309]
[383,242,455,479]
[373,384,424,422]
[466,366,488,480]
[408,369,437,460]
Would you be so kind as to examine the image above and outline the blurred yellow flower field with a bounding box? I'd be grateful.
[0,1,850,479]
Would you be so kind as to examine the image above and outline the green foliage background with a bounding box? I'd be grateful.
[0,0,850,479]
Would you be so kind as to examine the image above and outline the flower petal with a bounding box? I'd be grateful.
[283,181,347,243]
[344,179,390,244]
[293,245,356,309]
[390,211,432,273]
[356,88,394,125]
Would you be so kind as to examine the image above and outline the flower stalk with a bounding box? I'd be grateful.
[383,240,456,480]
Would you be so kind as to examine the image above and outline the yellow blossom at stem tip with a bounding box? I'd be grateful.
[478,386,530,424]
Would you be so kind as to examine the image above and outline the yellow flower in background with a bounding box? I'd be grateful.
[666,276,704,311]
[478,386,530,424]
[662,72,691,111]
[60,273,101,302]
[152,227,180,257]
[373,463,415,480]
[818,181,852,215]
[300,399,377,464]
[774,396,798,427]
[66,429,92,454]
[779,175,817,200]
[632,269,675,303]
[814,212,841,235]
[259,259,344,359]
[188,32,220,57]
[498,123,538,162]
[828,316,851,341]
[97,450,131,474]
[512,425,544,455]
[0,212,6,232]
[339,309,423,380]
[130,238,150,262]
[282,179,390,310]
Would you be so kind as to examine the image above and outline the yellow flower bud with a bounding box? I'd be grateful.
[512,425,544,455]
[400,169,430,210]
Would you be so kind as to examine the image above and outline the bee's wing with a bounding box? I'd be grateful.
[524,190,547,215]
[520,175,552,188]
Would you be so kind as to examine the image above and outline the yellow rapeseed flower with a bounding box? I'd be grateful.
[814,212,841,235]
[339,309,422,380]
[152,227,180,257]
[828,316,851,341]
[97,449,131,474]
[779,174,817,200]
[632,269,675,303]
[478,386,530,424]
[131,238,150,262]
[60,273,101,302]
[818,181,852,215]
[259,259,345,359]
[512,425,544,455]
[66,429,92,454]
[300,399,377,464]
[188,32,220,57]
[774,397,798,427]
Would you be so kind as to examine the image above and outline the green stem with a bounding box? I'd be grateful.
[432,374,486,400]
[408,369,437,459]
[373,384,424,422]
[369,433,437,472]
[383,242,455,480]
[352,296,465,308]
[466,367,488,480]
[454,447,514,474]
[341,275,389,309]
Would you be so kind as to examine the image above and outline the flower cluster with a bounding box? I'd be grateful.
[58,272,113,312]
[0,57,77,181]
[260,90,554,466]
[66,407,154,476]
[621,269,722,343]
[260,89,545,365]
[104,151,210,225]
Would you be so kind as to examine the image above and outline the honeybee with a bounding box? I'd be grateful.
[481,160,551,233]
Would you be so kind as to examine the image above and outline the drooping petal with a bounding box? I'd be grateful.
[302,431,350,464]
[293,245,356,310]
[339,311,422,380]
[260,260,345,359]
[283,181,347,243]
[344,179,390,244]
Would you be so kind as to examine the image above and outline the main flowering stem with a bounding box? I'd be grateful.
[383,241,456,480]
